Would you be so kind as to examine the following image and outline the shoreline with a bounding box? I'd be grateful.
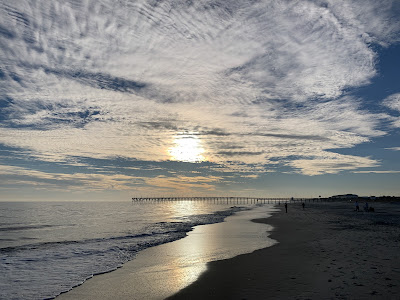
[56,204,276,300]
[168,201,400,299]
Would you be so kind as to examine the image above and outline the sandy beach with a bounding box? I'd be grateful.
[56,205,276,300]
[169,201,400,299]
[56,201,400,300]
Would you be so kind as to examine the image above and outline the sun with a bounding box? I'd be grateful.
[168,134,206,163]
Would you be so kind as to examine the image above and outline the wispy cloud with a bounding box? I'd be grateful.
[383,93,400,111]
[145,175,222,193]
[353,170,400,174]
[0,163,142,191]
[0,162,230,195]
[383,93,400,128]
[1,0,400,194]
[289,152,379,176]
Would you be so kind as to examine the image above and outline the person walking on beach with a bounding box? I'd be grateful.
[284,203,288,213]
[355,200,359,212]
[302,202,305,210]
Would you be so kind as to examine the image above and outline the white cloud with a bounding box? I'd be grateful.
[382,93,400,127]
[383,93,400,111]
[0,164,142,191]
[289,152,379,176]
[0,163,229,195]
[2,0,398,104]
[144,175,222,192]
[1,0,400,180]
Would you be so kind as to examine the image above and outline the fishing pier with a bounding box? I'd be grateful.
[132,196,327,204]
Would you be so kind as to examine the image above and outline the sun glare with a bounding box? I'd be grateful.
[168,134,206,163]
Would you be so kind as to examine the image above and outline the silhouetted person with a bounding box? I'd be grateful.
[302,202,305,210]
[355,200,359,212]
[284,203,288,213]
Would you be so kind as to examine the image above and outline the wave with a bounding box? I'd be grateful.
[0,205,248,300]
[0,224,60,232]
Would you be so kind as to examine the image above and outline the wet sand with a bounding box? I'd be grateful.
[56,205,276,300]
[168,201,400,299]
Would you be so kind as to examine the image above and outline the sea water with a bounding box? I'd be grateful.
[0,200,273,300]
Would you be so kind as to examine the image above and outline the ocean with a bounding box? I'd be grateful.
[0,200,275,300]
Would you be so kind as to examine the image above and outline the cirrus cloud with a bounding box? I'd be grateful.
[1,0,400,196]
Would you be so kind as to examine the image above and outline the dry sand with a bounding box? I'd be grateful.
[168,201,400,299]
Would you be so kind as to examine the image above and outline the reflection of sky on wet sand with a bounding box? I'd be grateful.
[56,205,277,300]
[133,205,277,298]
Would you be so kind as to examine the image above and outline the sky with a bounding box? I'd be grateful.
[1,0,400,201]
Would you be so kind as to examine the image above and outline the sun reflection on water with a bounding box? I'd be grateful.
[168,133,206,163]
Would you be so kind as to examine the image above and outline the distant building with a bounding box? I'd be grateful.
[331,194,359,199]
